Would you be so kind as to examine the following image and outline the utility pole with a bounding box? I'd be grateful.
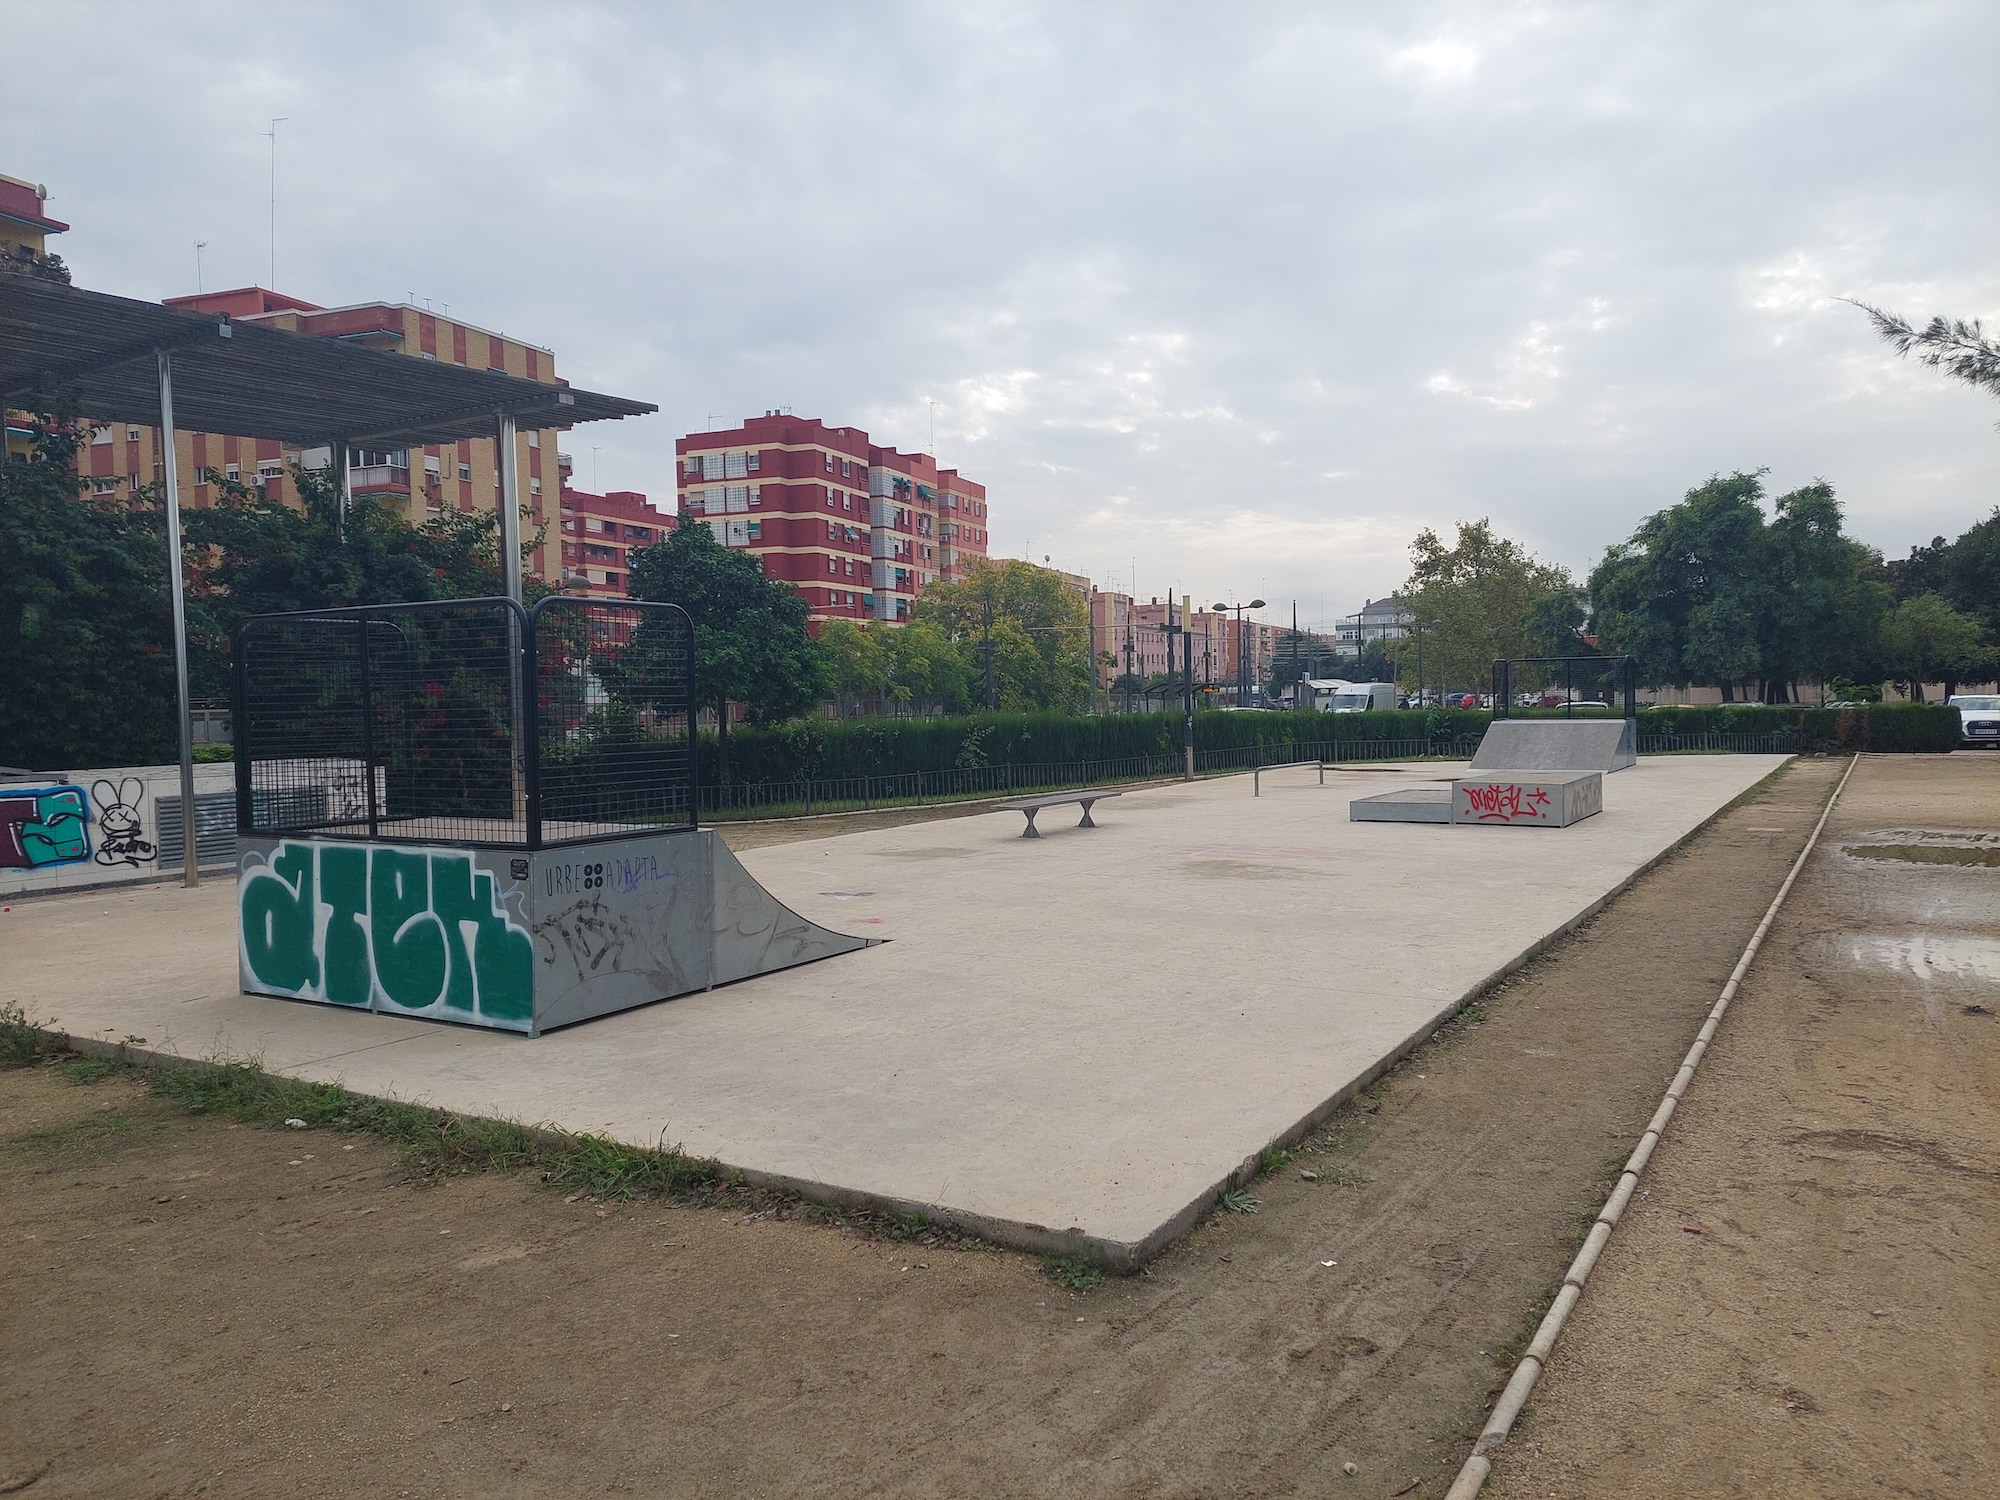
[1181,594,1195,780]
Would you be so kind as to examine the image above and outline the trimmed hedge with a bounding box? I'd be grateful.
[1637,703,1959,752]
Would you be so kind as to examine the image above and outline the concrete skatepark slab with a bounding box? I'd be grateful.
[3,755,1787,1264]
[1470,716,1637,773]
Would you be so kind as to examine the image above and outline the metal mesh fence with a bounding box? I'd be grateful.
[235,600,528,845]
[531,596,696,844]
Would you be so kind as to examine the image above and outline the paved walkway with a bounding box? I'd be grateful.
[4,757,1787,1262]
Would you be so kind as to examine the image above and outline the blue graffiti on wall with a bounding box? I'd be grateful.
[0,785,91,870]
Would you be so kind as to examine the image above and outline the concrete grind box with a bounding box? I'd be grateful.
[1451,769,1602,828]
[237,829,874,1035]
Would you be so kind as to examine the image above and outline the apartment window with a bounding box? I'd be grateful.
[725,451,747,479]
[840,458,851,477]
[91,424,113,445]
[126,424,140,440]
[458,463,471,481]
[529,478,542,496]
[424,455,441,476]
[90,476,120,494]
[224,463,240,479]
[685,456,702,477]
[824,452,835,473]
[702,453,724,479]
[586,517,604,532]
[842,492,852,510]
[527,430,539,449]
[747,450,761,472]
[128,472,141,489]
[748,485,761,506]
[258,462,283,481]
[843,558,853,576]
[826,520,838,540]
[826,556,837,574]
[627,525,651,541]
[746,520,762,539]
[725,485,750,512]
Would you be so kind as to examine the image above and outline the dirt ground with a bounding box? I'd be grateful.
[1485,752,2000,1500]
[1,760,1847,1499]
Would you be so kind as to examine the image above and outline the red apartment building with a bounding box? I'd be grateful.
[675,414,990,627]
[134,288,574,580]
[558,486,676,598]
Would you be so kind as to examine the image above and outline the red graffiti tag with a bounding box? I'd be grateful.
[1462,782,1548,822]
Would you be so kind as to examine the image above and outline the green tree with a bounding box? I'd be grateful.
[879,619,974,714]
[817,618,888,713]
[1880,593,1995,700]
[913,559,1093,713]
[1849,302,2000,410]
[0,411,177,768]
[1592,472,1892,702]
[625,521,826,777]
[1400,519,1573,695]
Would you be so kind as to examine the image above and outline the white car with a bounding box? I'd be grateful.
[1948,694,2000,746]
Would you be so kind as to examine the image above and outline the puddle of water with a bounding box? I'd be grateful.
[1822,932,2000,983]
[1846,844,2000,870]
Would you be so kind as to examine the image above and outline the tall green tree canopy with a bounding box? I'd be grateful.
[1399,519,1575,692]
[625,521,826,753]
[912,559,1092,713]
[0,414,177,768]
[1589,472,1891,701]
[1879,593,1995,698]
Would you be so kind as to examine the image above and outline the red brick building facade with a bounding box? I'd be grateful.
[675,414,990,627]
[557,487,675,598]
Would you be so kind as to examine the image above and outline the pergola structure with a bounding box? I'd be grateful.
[0,273,657,884]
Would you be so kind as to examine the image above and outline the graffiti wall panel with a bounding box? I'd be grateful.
[238,837,536,1032]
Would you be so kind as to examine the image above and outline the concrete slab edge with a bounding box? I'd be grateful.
[31,757,1807,1282]
[1442,753,1858,1500]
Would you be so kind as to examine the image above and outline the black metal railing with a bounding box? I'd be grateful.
[1492,656,1638,719]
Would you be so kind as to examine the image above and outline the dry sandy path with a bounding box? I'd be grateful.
[1,759,1849,1499]
[1486,753,2000,1499]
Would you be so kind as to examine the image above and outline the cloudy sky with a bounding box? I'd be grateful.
[7,1,1995,627]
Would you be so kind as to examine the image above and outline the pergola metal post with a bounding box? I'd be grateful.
[495,411,528,824]
[495,411,523,605]
[157,350,200,887]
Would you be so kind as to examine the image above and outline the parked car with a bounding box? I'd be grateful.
[1947,694,2000,746]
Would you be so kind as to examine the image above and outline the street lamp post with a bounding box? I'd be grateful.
[1214,598,1266,708]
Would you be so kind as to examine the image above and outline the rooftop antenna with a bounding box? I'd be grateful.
[928,398,936,455]
[194,240,208,292]
[591,446,601,491]
[264,117,287,289]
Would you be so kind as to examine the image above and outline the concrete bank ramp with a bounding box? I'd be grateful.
[1470,717,1636,774]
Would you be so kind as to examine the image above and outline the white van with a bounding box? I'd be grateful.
[1330,682,1397,713]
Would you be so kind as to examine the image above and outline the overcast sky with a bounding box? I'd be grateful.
[7,1,1995,627]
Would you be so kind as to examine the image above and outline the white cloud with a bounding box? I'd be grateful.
[3,0,1996,616]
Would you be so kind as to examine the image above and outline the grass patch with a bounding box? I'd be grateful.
[1219,1187,1260,1215]
[54,1053,129,1085]
[1320,1166,1372,1187]
[1257,1143,1293,1175]
[12,1107,151,1152]
[1045,1255,1106,1290]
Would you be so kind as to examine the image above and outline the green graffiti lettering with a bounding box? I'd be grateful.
[319,844,371,1007]
[431,853,535,1023]
[241,843,319,994]
[370,848,447,1012]
[241,840,533,1028]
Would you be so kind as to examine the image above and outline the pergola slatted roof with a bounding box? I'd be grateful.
[0,274,655,446]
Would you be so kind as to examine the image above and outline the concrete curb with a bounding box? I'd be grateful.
[1441,753,1860,1500]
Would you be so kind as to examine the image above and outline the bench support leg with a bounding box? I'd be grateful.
[1020,810,1040,839]
[1077,799,1097,828]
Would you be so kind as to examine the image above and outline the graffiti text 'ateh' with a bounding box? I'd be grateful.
[240,842,533,1027]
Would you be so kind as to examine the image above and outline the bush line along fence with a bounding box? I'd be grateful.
[545,703,1951,824]
[166,703,1957,828]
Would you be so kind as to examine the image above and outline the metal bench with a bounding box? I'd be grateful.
[993,790,1121,839]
